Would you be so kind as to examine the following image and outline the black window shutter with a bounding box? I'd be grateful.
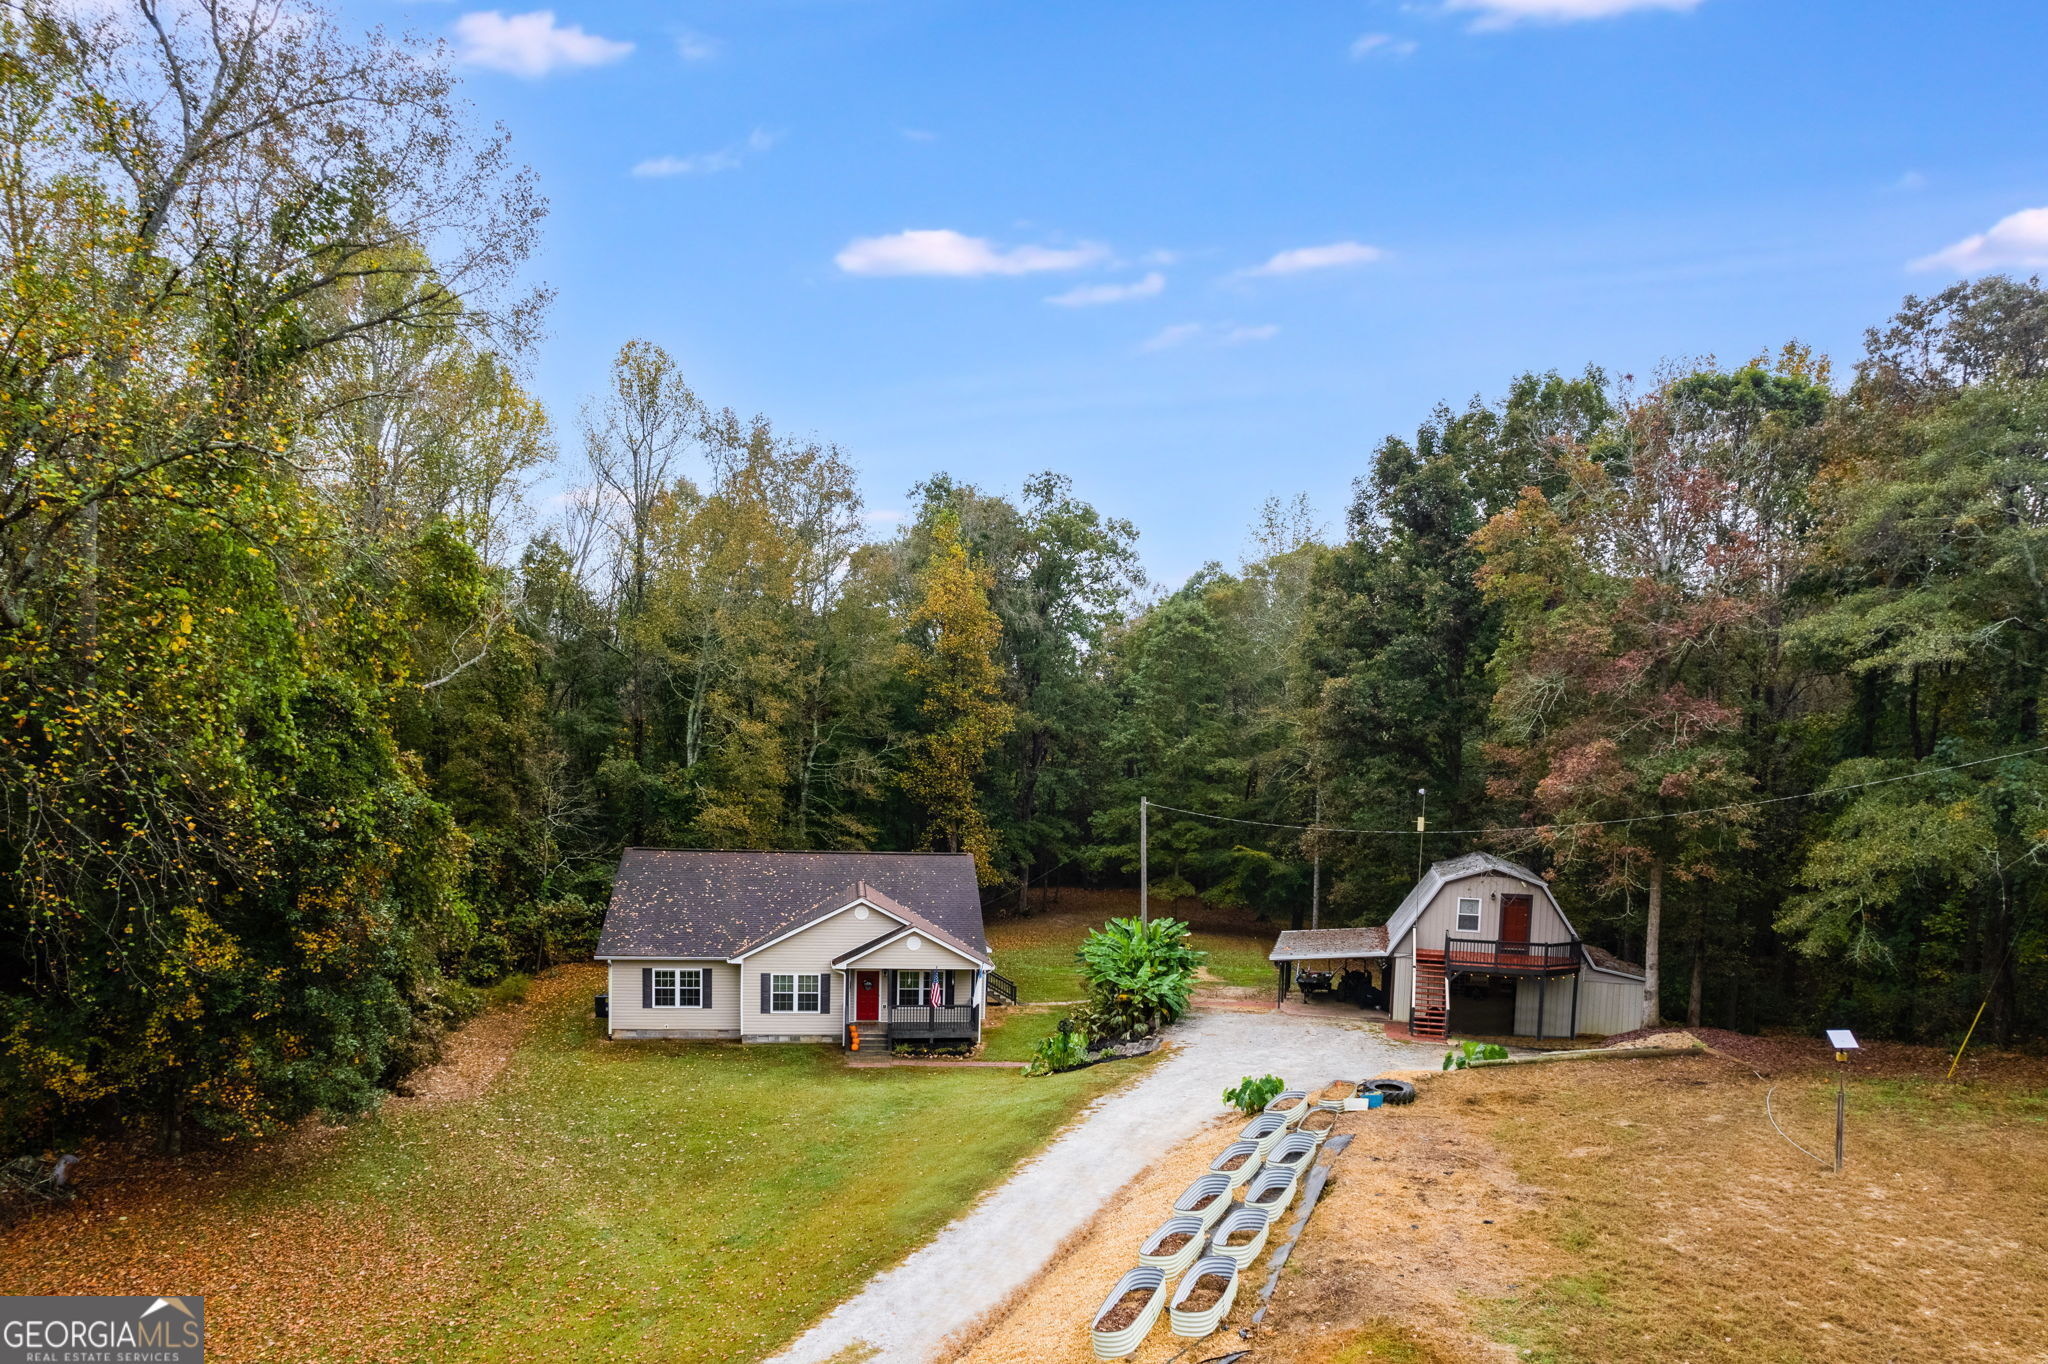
[642,968,653,1010]
[760,973,771,1013]
[943,972,956,1006]
[702,969,714,1009]
[889,969,898,1003]
[819,973,832,1014]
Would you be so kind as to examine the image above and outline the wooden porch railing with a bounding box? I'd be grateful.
[1441,937,1581,976]
[883,1004,981,1037]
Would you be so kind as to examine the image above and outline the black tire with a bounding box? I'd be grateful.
[1366,1078,1416,1106]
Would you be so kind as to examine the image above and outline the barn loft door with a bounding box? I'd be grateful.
[1501,893,1532,945]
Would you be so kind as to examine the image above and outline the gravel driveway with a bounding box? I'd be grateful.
[767,1008,1438,1364]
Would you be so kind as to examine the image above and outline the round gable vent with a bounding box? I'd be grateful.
[853,905,870,920]
[906,934,922,950]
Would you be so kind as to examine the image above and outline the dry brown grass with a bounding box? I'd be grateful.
[950,1047,2048,1364]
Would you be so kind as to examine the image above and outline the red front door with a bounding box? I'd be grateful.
[1501,893,1532,945]
[855,971,881,1022]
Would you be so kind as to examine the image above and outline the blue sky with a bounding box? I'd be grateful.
[350,0,2048,586]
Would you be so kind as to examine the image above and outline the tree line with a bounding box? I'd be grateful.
[2,1,2043,1151]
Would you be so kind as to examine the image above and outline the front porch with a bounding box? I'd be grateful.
[843,965,989,1050]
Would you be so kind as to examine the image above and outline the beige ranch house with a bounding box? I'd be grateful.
[596,849,1007,1048]
[1269,852,1649,1041]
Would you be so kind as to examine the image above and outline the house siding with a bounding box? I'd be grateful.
[1406,871,1572,949]
[1506,969,1644,1037]
[848,936,980,972]
[605,961,741,1038]
[1573,972,1646,1035]
[740,906,892,1040]
[1512,974,1578,1039]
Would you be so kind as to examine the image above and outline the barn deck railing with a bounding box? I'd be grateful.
[1440,936,1581,976]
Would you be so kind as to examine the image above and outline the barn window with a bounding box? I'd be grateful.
[1455,897,1482,933]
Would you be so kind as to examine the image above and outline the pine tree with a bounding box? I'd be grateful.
[899,515,1012,881]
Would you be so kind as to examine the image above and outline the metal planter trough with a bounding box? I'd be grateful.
[1208,1139,1263,1190]
[1237,1112,1288,1158]
[1138,1215,1209,1277]
[1266,1130,1320,1176]
[1210,1204,1271,1267]
[1263,1089,1310,1128]
[1244,1164,1301,1220]
[1168,1254,1242,1339]
[1297,1108,1339,1146]
[1089,1265,1167,1359]
[1173,1172,1235,1231]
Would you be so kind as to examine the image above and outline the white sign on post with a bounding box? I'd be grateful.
[1826,1029,1859,1050]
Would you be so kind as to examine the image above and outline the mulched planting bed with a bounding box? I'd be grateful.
[1216,1152,1250,1171]
[1249,1186,1285,1207]
[1219,1225,1260,1248]
[1269,1096,1302,1110]
[1155,1232,1195,1256]
[1096,1288,1155,1333]
[1316,1081,1354,1103]
[1179,1277,1231,1313]
[1301,1111,1336,1134]
[1188,1192,1220,1212]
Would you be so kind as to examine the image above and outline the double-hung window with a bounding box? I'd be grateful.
[1455,898,1483,934]
[895,970,933,1008]
[771,973,822,1013]
[652,967,704,1008]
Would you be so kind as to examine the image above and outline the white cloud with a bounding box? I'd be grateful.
[632,128,778,178]
[1447,0,1702,29]
[1911,206,2048,274]
[834,229,1107,277]
[1890,170,1928,193]
[673,29,720,62]
[455,10,633,77]
[1245,241,1385,276]
[1141,321,1278,352]
[1047,272,1166,307]
[1350,32,1420,58]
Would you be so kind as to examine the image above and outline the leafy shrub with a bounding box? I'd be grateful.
[1024,1020,1092,1076]
[1076,916,1206,1034]
[1223,1073,1285,1115]
[1442,1040,1511,1070]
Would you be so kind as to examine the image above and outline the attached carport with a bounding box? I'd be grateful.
[1268,926,1391,1007]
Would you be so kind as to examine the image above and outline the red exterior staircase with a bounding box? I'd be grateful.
[1411,949,1448,1040]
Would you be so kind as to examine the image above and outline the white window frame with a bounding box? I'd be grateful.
[652,967,704,1008]
[771,973,822,1014]
[1454,897,1483,934]
[895,970,933,1008]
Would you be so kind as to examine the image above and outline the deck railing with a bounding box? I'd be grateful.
[881,1004,980,1037]
[1441,937,1581,975]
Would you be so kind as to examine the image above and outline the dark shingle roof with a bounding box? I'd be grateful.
[1584,943,1645,978]
[594,850,990,962]
[1269,926,1390,962]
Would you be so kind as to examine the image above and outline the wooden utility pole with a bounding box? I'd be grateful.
[1310,790,1322,930]
[1415,787,1428,880]
[1139,795,1149,924]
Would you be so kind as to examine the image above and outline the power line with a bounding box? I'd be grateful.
[1143,742,2048,840]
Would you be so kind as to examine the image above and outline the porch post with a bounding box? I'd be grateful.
[1569,968,1581,1040]
[1536,974,1546,1041]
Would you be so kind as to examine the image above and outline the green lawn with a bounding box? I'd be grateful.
[988,900,1282,1001]
[1188,926,1282,987]
[368,982,1142,1362]
[5,968,1149,1364]
[979,1005,1067,1062]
